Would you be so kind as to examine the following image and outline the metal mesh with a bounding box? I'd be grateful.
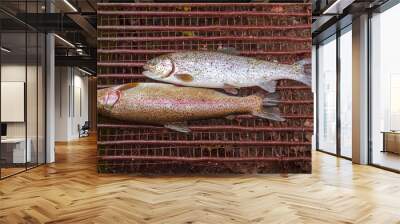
[97,3,312,174]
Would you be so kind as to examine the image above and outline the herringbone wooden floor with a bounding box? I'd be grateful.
[1,136,400,224]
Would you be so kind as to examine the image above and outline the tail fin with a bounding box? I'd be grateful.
[294,58,312,86]
[252,107,285,122]
[262,92,281,106]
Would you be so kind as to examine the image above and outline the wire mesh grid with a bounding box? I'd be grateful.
[97,3,312,174]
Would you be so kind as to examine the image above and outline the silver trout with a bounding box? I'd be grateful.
[142,51,311,94]
[97,82,284,132]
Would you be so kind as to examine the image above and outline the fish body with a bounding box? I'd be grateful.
[143,51,311,93]
[98,83,283,132]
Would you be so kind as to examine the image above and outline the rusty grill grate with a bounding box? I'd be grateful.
[97,3,313,174]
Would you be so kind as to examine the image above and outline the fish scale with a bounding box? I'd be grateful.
[142,51,311,93]
[97,82,284,133]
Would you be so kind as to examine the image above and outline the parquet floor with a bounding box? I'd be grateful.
[1,136,400,224]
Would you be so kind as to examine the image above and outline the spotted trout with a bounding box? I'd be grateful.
[97,82,284,132]
[142,51,311,94]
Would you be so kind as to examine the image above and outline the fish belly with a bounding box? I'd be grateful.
[108,85,250,124]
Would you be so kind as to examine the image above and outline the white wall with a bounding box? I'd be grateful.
[1,65,43,138]
[55,67,69,141]
[1,65,26,138]
[55,67,89,141]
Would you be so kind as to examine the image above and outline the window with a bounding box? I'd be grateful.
[370,3,400,171]
[0,1,47,179]
[317,35,337,154]
[339,27,352,158]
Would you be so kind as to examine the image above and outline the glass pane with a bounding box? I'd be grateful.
[340,28,352,158]
[317,36,337,154]
[371,4,400,171]
[1,31,27,177]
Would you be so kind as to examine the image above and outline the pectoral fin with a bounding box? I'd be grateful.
[225,115,236,120]
[258,80,277,93]
[223,83,239,95]
[164,122,191,133]
[174,73,194,82]
[262,92,281,106]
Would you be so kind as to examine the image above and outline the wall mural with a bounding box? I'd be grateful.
[97,3,313,174]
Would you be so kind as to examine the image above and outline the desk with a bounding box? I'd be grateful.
[1,138,31,163]
[382,131,400,154]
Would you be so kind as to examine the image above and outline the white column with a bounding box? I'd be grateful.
[352,14,369,164]
[46,33,55,163]
[45,1,55,163]
[312,45,317,151]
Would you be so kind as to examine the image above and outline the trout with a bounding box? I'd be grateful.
[97,82,284,132]
[142,51,311,94]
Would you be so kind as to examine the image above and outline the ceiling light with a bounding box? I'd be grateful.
[78,67,93,76]
[54,34,75,48]
[1,47,11,53]
[63,0,78,12]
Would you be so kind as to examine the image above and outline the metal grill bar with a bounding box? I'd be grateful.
[97,62,145,67]
[98,140,311,146]
[97,84,312,90]
[97,50,311,56]
[97,11,310,17]
[98,3,311,6]
[96,114,313,119]
[98,36,311,42]
[97,124,313,132]
[99,156,311,162]
[98,25,311,31]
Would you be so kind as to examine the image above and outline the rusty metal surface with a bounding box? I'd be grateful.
[97,3,312,174]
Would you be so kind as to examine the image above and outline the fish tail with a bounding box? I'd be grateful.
[262,92,281,106]
[252,107,285,122]
[293,58,312,86]
[250,93,285,122]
